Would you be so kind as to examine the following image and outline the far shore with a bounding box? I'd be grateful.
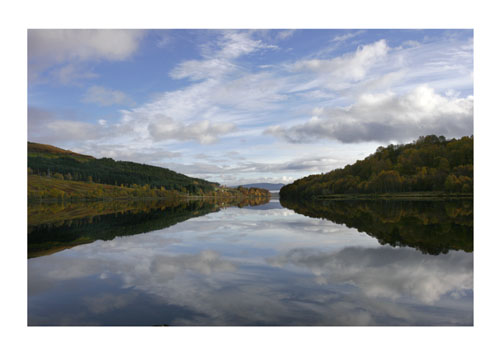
[310,192,473,201]
[28,194,271,203]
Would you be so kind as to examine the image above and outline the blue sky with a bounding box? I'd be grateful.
[28,29,473,185]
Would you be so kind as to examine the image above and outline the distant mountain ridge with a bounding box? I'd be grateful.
[233,183,286,191]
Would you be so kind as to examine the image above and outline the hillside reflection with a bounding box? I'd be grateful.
[28,197,270,258]
[280,198,472,255]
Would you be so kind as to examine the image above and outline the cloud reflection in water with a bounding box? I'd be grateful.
[28,201,472,325]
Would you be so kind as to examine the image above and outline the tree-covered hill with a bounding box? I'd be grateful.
[280,135,473,199]
[28,142,218,194]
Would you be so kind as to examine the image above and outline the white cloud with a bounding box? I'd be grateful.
[28,107,104,143]
[331,30,365,42]
[28,29,145,62]
[164,154,346,185]
[44,120,104,142]
[266,85,473,143]
[28,29,146,84]
[217,30,278,59]
[83,85,135,107]
[292,40,389,82]
[148,115,237,144]
[170,58,237,81]
[169,30,276,81]
[27,31,473,185]
[276,29,296,40]
[48,63,99,85]
[76,144,182,164]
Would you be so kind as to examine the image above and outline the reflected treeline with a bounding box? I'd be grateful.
[28,197,270,258]
[280,198,472,255]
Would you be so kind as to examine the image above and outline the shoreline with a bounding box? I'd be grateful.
[28,194,271,203]
[283,192,473,201]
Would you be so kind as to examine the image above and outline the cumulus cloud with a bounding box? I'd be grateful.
[265,85,473,143]
[82,85,135,106]
[28,104,236,148]
[28,29,146,83]
[148,115,237,144]
[27,31,473,185]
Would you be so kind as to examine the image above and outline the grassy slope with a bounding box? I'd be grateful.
[28,174,148,199]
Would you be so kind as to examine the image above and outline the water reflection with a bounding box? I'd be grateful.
[280,198,473,254]
[28,199,473,326]
[28,197,269,258]
[268,246,472,304]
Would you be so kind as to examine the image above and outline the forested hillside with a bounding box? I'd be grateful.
[28,142,217,194]
[280,135,473,199]
[28,142,270,201]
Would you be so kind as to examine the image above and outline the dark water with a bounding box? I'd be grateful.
[28,198,473,326]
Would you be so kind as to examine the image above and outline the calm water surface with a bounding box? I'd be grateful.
[28,198,473,325]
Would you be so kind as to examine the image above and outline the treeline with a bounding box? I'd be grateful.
[28,174,271,202]
[280,135,473,199]
[28,142,218,195]
[234,186,271,198]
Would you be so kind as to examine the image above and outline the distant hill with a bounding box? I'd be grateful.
[280,135,473,199]
[233,183,285,191]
